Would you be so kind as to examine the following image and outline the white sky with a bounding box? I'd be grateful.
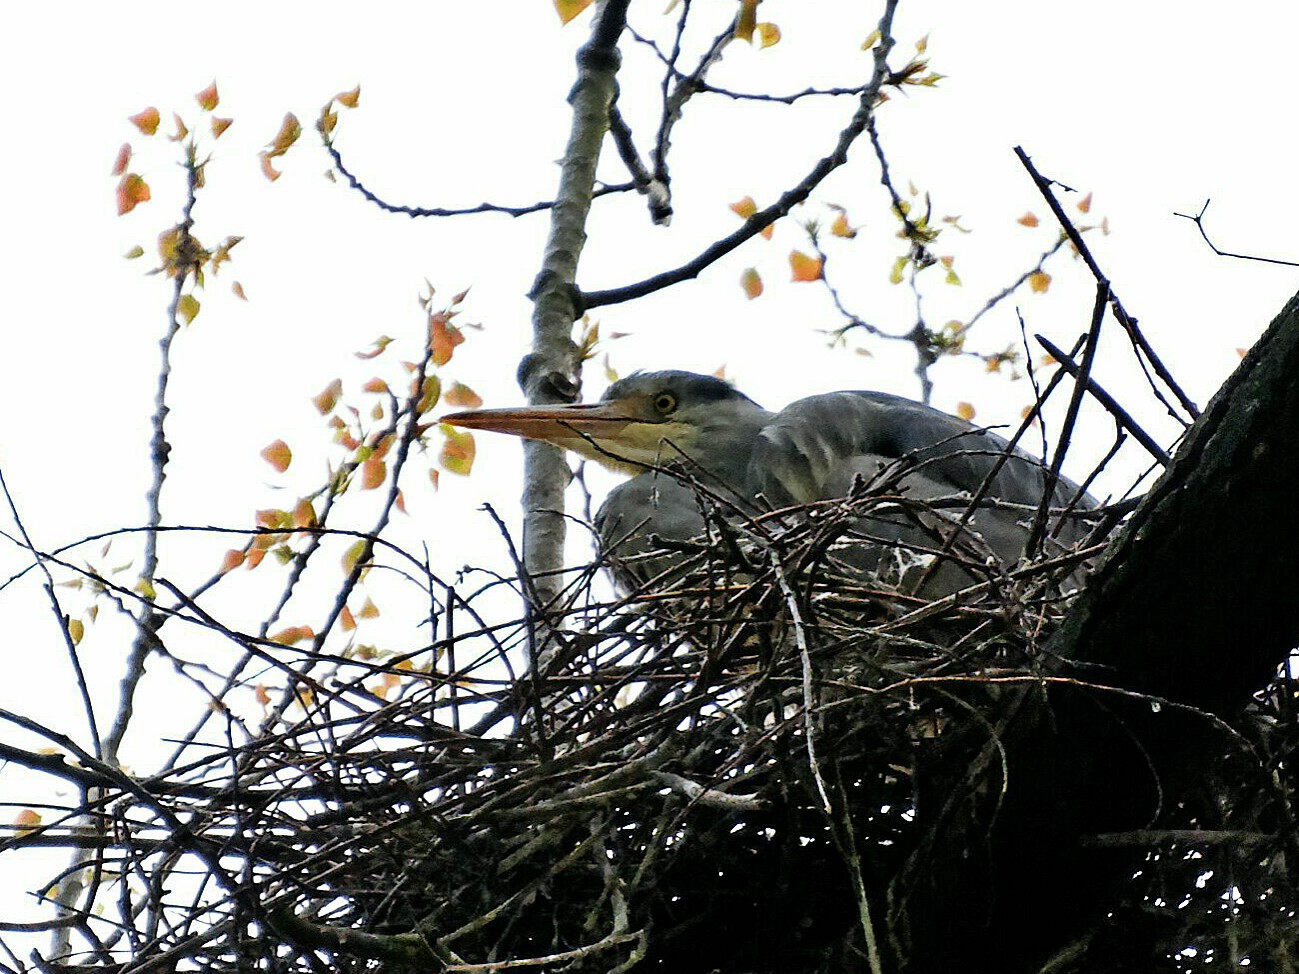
[1,0,1298,935]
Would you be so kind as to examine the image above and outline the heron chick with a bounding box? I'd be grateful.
[441,371,1094,597]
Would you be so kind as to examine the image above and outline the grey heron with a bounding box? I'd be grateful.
[442,371,1095,599]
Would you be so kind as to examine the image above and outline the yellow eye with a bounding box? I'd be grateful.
[653,392,677,415]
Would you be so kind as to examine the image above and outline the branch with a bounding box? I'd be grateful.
[1174,199,1299,268]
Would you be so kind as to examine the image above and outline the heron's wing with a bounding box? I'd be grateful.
[747,392,1092,592]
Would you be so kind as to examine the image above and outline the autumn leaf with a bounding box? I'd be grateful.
[336,85,361,108]
[356,336,394,360]
[956,401,976,422]
[861,29,881,49]
[259,113,302,181]
[1029,271,1052,294]
[789,250,824,282]
[211,117,233,139]
[232,281,247,300]
[129,107,160,135]
[170,114,189,142]
[342,539,368,574]
[361,457,387,490]
[313,378,342,414]
[729,196,757,219]
[430,314,464,366]
[67,619,85,645]
[1017,212,1040,228]
[830,210,856,238]
[341,606,356,632]
[756,22,781,48]
[358,598,380,619]
[439,426,476,476]
[1077,192,1093,214]
[554,0,593,24]
[220,549,246,573]
[13,809,41,836]
[740,267,763,300]
[417,375,442,414]
[261,439,293,473]
[443,381,483,409]
[111,143,131,176]
[292,498,316,529]
[889,255,909,284]
[270,625,315,647]
[196,81,219,111]
[116,173,151,215]
[177,294,200,325]
[124,245,145,260]
[362,377,389,394]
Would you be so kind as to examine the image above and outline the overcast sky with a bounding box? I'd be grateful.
[2,0,1298,926]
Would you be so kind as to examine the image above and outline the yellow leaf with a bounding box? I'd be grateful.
[1029,271,1052,294]
[177,294,200,324]
[116,173,151,215]
[439,426,476,476]
[261,439,292,473]
[554,0,594,24]
[129,107,160,135]
[915,34,929,53]
[443,381,483,408]
[196,81,219,111]
[729,195,758,220]
[889,255,909,284]
[418,375,442,414]
[789,250,824,282]
[740,267,763,300]
[67,619,85,645]
[313,378,343,414]
[734,0,760,42]
[111,143,131,177]
[124,245,145,259]
[358,597,380,619]
[956,401,975,422]
[211,117,234,139]
[1077,192,1093,214]
[336,85,361,108]
[361,456,387,490]
[1017,212,1040,228]
[861,29,881,50]
[756,22,781,48]
[342,539,368,573]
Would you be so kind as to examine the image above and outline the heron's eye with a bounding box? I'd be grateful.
[652,392,678,415]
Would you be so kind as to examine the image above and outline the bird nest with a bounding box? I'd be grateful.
[39,490,1094,974]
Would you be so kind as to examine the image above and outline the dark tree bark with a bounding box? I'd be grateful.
[902,291,1299,972]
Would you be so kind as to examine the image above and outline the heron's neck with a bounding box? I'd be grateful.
[685,402,773,489]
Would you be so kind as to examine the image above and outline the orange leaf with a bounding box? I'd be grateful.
[254,684,271,706]
[789,250,824,282]
[956,401,976,422]
[439,427,476,476]
[211,117,234,139]
[220,549,246,573]
[830,211,856,238]
[430,314,464,366]
[362,377,390,394]
[341,606,356,632]
[1028,271,1051,294]
[313,378,342,414]
[356,336,394,360]
[429,468,440,491]
[232,281,247,300]
[729,196,758,219]
[110,143,131,177]
[740,267,763,300]
[261,439,293,473]
[336,85,361,108]
[443,381,483,408]
[554,0,594,24]
[13,809,41,835]
[129,107,160,135]
[260,153,281,182]
[196,80,219,111]
[116,173,151,215]
[246,547,267,570]
[1017,212,1039,228]
[734,0,759,42]
[270,625,315,646]
[361,456,387,490]
[292,498,316,529]
[170,113,189,142]
[1077,192,1093,214]
[266,112,302,155]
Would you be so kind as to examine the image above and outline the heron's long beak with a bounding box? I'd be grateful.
[441,400,657,472]
[440,401,635,442]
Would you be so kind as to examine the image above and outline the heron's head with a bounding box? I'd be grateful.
[441,371,767,476]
